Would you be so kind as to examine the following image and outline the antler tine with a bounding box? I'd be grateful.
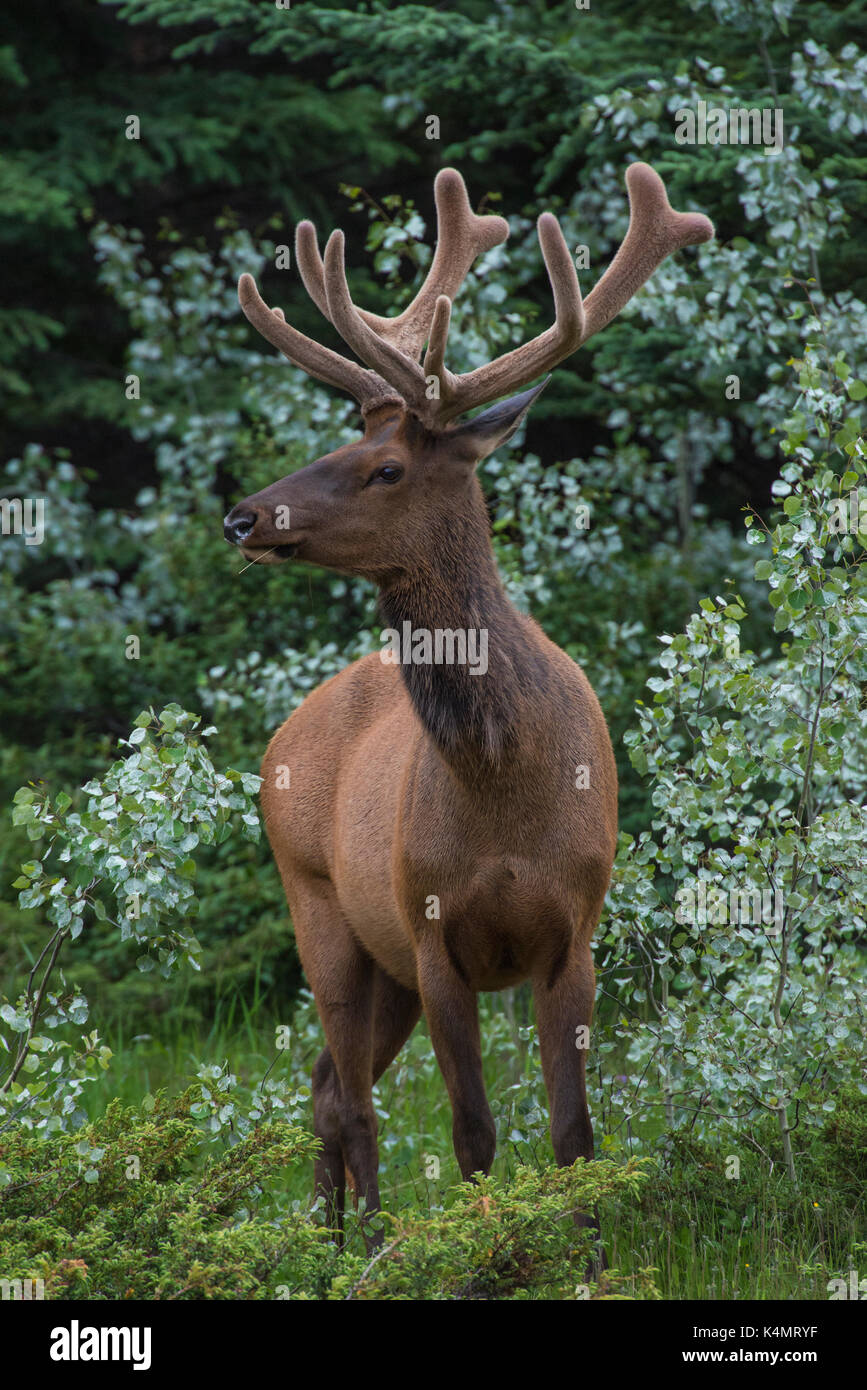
[295,170,509,362]
[423,295,452,385]
[295,221,331,321]
[428,211,585,424]
[322,230,429,409]
[362,168,510,359]
[580,162,714,343]
[237,273,402,414]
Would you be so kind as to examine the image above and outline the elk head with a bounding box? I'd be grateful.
[224,165,713,581]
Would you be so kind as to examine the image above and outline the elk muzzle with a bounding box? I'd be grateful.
[223,502,298,562]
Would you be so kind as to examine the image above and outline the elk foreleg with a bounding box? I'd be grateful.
[533,939,607,1274]
[417,940,496,1181]
[290,883,382,1250]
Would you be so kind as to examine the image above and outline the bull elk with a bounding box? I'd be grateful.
[224,164,713,1255]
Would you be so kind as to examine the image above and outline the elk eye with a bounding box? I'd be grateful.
[375,464,403,484]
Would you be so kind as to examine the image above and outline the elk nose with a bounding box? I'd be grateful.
[223,509,257,545]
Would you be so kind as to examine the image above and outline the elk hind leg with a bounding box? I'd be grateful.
[311,1045,346,1242]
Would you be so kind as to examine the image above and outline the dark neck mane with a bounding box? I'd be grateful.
[378,481,549,774]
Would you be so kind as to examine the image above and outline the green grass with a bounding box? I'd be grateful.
[76,985,866,1300]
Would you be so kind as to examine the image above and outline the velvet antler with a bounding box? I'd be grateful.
[238,164,714,426]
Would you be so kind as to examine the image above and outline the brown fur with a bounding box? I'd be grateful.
[226,402,617,1249]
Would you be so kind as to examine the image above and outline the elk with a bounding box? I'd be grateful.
[224,164,713,1254]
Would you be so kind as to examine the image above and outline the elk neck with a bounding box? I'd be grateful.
[377,475,553,778]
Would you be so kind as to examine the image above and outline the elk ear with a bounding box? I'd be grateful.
[448,378,550,462]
